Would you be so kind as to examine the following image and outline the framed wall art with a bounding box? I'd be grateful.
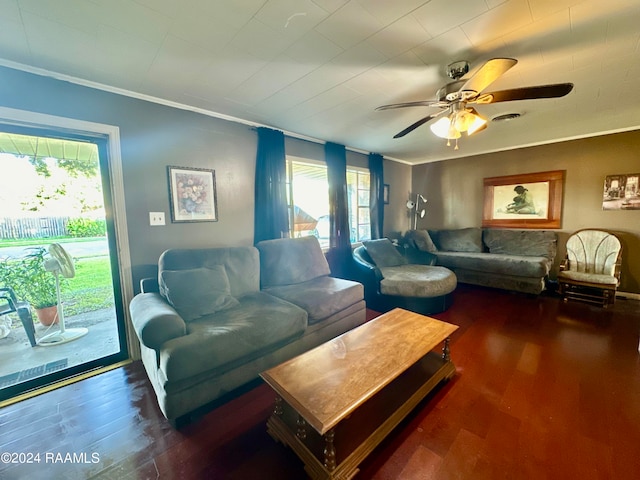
[168,166,218,223]
[482,170,564,229]
[602,173,640,210]
[383,184,390,204]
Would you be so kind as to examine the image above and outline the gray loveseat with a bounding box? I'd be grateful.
[129,236,366,426]
[407,228,557,295]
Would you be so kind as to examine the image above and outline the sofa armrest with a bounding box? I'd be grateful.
[353,247,383,281]
[140,277,160,293]
[352,246,384,299]
[129,293,186,350]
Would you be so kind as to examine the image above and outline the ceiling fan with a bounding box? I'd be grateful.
[376,58,573,149]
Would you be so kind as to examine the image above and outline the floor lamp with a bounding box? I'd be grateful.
[406,194,427,230]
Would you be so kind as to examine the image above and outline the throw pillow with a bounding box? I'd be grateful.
[437,228,483,252]
[409,229,438,252]
[160,265,239,322]
[362,238,408,267]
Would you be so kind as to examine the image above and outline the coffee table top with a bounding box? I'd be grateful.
[260,308,458,435]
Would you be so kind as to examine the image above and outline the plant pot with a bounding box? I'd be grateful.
[36,305,59,326]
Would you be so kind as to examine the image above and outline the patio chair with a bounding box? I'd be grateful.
[557,229,622,307]
[0,287,37,347]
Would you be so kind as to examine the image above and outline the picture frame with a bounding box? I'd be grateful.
[482,170,564,229]
[383,184,390,204]
[602,173,640,210]
[167,166,218,223]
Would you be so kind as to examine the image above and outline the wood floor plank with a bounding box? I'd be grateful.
[0,285,638,479]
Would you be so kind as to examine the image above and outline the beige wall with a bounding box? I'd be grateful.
[382,159,413,236]
[0,66,373,290]
[412,131,640,294]
[2,64,637,294]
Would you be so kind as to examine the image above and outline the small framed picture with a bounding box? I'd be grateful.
[168,166,218,222]
[383,184,390,204]
[603,173,640,210]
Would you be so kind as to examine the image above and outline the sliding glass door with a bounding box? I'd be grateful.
[0,126,128,401]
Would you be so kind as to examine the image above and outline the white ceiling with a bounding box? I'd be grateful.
[1,0,639,165]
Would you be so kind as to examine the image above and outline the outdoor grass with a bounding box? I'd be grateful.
[62,256,114,317]
[0,237,104,248]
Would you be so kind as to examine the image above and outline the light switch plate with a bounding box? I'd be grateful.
[149,212,165,226]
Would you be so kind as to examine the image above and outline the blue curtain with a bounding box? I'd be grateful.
[325,142,353,278]
[369,153,384,239]
[254,127,289,244]
[325,142,351,250]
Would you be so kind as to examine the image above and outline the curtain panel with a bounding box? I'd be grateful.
[254,127,289,244]
[325,142,351,250]
[324,142,352,278]
[369,153,384,239]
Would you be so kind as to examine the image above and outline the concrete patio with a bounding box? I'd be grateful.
[0,306,120,389]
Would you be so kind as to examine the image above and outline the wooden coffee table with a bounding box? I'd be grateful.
[260,308,458,479]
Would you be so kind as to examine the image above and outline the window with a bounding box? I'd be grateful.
[286,157,370,248]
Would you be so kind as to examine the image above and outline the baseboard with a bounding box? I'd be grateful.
[616,291,640,301]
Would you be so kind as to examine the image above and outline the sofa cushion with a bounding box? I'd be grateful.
[434,228,483,253]
[483,229,557,259]
[159,291,307,382]
[257,236,331,287]
[160,266,239,322]
[379,265,457,297]
[159,246,260,297]
[408,229,438,252]
[362,238,407,267]
[264,276,364,324]
[435,251,551,278]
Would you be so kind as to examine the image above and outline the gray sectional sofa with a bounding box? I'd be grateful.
[407,228,557,295]
[129,236,366,426]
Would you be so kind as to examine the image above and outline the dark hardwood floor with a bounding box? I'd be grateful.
[1,285,639,479]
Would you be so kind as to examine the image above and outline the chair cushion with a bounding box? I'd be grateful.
[557,270,619,286]
[379,265,457,297]
[565,230,621,275]
[363,238,407,267]
[160,266,239,322]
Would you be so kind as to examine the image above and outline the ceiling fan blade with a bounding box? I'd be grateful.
[473,83,574,104]
[376,100,446,111]
[393,110,447,138]
[458,58,517,95]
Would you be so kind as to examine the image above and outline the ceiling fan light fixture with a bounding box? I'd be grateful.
[466,112,488,135]
[453,109,474,132]
[430,116,460,139]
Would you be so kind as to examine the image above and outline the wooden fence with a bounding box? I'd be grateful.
[0,217,69,239]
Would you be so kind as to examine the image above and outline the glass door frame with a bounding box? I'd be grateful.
[0,107,135,402]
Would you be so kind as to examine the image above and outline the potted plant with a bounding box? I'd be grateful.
[0,247,60,325]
